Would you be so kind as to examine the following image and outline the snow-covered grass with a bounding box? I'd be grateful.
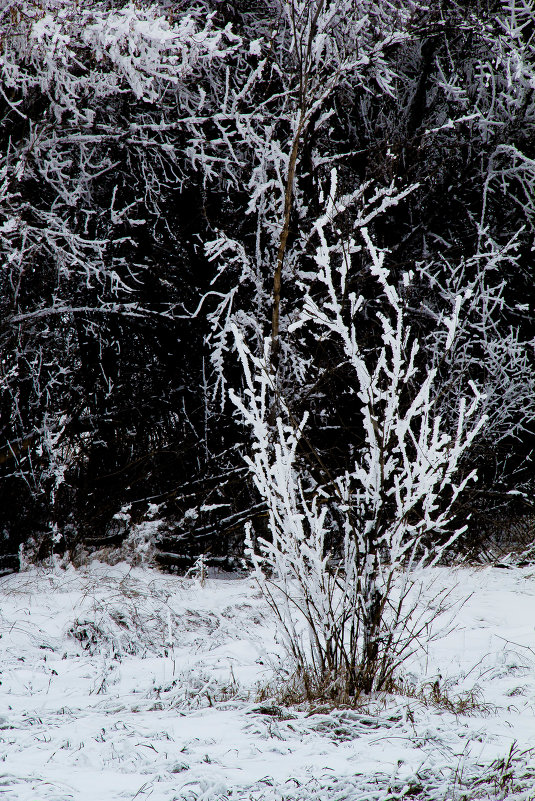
[1,562,535,800]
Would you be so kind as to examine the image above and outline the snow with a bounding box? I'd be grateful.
[1,562,535,800]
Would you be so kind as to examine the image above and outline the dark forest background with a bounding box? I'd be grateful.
[1,0,534,574]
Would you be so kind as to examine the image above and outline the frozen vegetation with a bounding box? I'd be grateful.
[1,3,535,797]
[1,561,535,800]
[1,0,534,569]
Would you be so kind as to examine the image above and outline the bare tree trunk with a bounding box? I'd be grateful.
[271,115,304,371]
[271,0,325,372]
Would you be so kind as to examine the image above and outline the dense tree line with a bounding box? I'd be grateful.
[0,0,534,573]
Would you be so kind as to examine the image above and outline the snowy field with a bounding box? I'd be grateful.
[1,562,535,800]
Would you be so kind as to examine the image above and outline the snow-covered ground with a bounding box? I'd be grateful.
[1,561,535,800]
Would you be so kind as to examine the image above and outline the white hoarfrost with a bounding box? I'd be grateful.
[231,177,487,696]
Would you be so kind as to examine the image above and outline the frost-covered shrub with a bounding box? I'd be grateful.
[232,195,486,698]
